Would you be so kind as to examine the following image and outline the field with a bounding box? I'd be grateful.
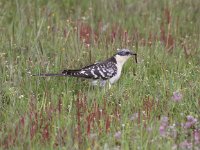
[0,0,200,149]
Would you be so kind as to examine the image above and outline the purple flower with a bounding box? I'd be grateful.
[114,131,121,140]
[159,116,169,136]
[187,115,197,122]
[184,122,193,128]
[194,130,200,144]
[172,91,183,102]
[179,140,192,149]
[184,115,197,128]
[159,125,166,136]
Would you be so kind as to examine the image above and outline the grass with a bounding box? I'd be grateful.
[0,0,200,149]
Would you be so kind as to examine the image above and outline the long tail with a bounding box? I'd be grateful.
[32,69,93,79]
[32,69,83,77]
[31,73,67,77]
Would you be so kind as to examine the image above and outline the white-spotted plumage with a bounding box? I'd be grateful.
[32,49,137,88]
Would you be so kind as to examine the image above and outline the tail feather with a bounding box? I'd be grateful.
[32,69,79,77]
[31,73,67,77]
[32,69,90,78]
[62,69,81,74]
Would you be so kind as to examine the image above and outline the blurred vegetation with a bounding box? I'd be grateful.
[0,0,200,149]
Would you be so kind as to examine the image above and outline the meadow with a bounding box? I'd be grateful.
[0,0,200,149]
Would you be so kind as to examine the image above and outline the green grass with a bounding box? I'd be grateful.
[0,0,200,149]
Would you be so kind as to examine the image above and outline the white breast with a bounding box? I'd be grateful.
[109,62,123,84]
[109,55,131,84]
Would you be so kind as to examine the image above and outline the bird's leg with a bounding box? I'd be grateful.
[99,80,106,87]
[91,80,98,86]
[108,82,112,89]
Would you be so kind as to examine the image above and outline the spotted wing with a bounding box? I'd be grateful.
[79,61,117,80]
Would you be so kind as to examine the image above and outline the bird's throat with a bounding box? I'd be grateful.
[114,55,130,66]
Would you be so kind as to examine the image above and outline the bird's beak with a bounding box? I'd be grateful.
[130,52,137,63]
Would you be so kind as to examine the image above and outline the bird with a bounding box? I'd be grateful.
[32,48,137,88]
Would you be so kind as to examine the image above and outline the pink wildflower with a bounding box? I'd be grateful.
[184,115,197,128]
[114,131,121,140]
[172,91,183,102]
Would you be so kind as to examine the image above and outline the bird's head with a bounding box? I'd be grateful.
[115,49,137,64]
